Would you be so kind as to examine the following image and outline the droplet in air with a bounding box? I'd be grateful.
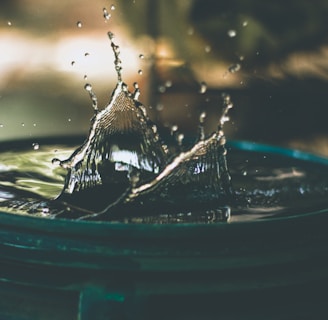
[199,81,207,94]
[103,8,111,20]
[0,124,3,128]
[242,21,248,27]
[76,21,82,28]
[84,52,90,57]
[7,21,12,26]
[156,103,164,111]
[71,61,75,66]
[228,63,241,73]
[32,143,40,150]
[139,54,145,59]
[227,29,237,38]
[138,69,143,75]
[205,45,211,53]
[170,124,178,136]
[84,83,98,111]
[158,85,166,93]
[84,83,92,92]
[84,75,88,80]
[165,80,172,88]
[187,27,194,36]
[21,123,25,127]
[110,4,116,10]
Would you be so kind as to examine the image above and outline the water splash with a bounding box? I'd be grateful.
[51,32,233,220]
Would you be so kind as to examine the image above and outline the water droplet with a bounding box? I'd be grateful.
[177,133,184,146]
[68,118,72,122]
[156,103,164,111]
[199,111,206,123]
[139,54,145,59]
[71,61,75,66]
[187,27,194,36]
[158,85,166,93]
[138,69,143,75]
[0,124,3,128]
[228,63,241,73]
[84,52,90,57]
[84,83,98,111]
[7,21,12,26]
[110,4,116,10]
[227,29,237,38]
[84,83,92,92]
[103,8,111,20]
[170,124,178,135]
[205,45,211,53]
[84,74,88,80]
[33,123,37,127]
[242,21,248,27]
[76,21,82,28]
[199,81,207,94]
[165,80,172,88]
[21,123,25,127]
[32,143,40,150]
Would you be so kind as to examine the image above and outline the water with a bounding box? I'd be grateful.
[1,139,328,223]
[1,31,328,223]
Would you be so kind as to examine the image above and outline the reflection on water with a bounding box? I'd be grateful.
[1,140,328,223]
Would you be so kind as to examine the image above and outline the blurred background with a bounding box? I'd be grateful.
[1,0,328,155]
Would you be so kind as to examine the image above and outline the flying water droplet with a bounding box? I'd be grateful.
[170,124,178,136]
[227,29,237,38]
[103,8,111,20]
[7,21,12,26]
[199,81,207,94]
[84,83,98,111]
[187,27,194,36]
[139,54,145,59]
[138,69,143,75]
[32,143,40,150]
[76,21,82,28]
[158,85,166,93]
[228,63,241,73]
[165,80,172,88]
[242,21,248,27]
[205,45,211,53]
[71,61,75,66]
[110,4,116,10]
